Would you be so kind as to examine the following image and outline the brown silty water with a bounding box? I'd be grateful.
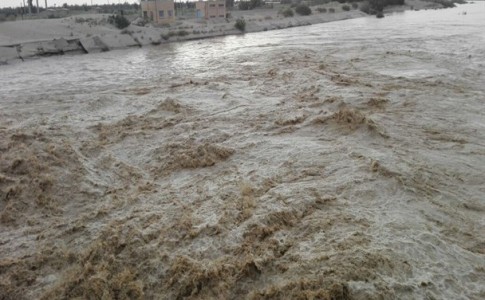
[0,3,484,299]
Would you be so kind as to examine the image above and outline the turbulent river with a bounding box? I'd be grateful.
[1,3,484,299]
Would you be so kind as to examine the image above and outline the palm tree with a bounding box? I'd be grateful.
[27,0,32,15]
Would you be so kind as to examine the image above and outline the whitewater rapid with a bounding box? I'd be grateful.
[0,3,484,299]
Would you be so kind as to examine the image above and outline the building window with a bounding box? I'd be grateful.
[219,4,224,7]
[210,4,216,7]
[159,10,164,18]
[168,10,173,17]
[219,15,224,17]
[143,11,147,18]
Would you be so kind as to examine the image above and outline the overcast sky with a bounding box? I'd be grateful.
[0,0,138,9]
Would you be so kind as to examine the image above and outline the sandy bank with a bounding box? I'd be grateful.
[0,0,453,65]
[1,6,367,64]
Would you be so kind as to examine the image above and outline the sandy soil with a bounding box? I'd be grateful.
[1,3,373,63]
[0,1,451,64]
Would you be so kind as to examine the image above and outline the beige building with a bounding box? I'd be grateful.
[140,0,175,25]
[195,0,226,19]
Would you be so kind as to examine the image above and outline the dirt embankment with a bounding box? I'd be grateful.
[2,5,368,64]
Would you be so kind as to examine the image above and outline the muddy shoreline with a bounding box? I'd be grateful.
[1,10,367,64]
[1,0,450,65]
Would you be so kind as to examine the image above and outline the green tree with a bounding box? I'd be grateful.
[239,0,263,10]
[249,0,263,9]
[235,18,246,31]
[108,14,130,29]
[295,4,312,15]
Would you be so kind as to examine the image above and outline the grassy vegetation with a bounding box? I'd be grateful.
[295,4,312,16]
[177,30,189,37]
[427,0,459,8]
[235,18,246,32]
[108,14,130,29]
[238,0,264,10]
[281,7,294,17]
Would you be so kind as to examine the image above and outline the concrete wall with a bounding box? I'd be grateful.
[141,0,175,25]
[195,0,226,19]
[43,8,70,18]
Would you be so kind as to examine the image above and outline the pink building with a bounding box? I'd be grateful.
[195,0,226,19]
[141,0,175,25]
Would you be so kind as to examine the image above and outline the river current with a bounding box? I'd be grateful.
[0,3,484,299]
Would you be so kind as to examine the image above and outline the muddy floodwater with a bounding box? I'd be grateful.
[1,3,484,299]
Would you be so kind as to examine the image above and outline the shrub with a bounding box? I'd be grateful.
[351,3,359,9]
[281,7,294,17]
[360,2,371,13]
[239,1,250,10]
[329,8,335,13]
[429,0,456,8]
[238,0,263,10]
[342,4,351,11]
[295,4,312,15]
[376,11,384,18]
[235,18,246,31]
[177,30,189,36]
[316,7,327,13]
[108,14,130,29]
[250,0,264,9]
[368,0,405,12]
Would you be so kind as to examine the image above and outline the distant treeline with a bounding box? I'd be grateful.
[365,0,466,12]
[278,0,465,12]
[0,6,35,18]
[1,0,467,20]
[0,3,140,17]
[366,0,405,13]
[61,3,139,12]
